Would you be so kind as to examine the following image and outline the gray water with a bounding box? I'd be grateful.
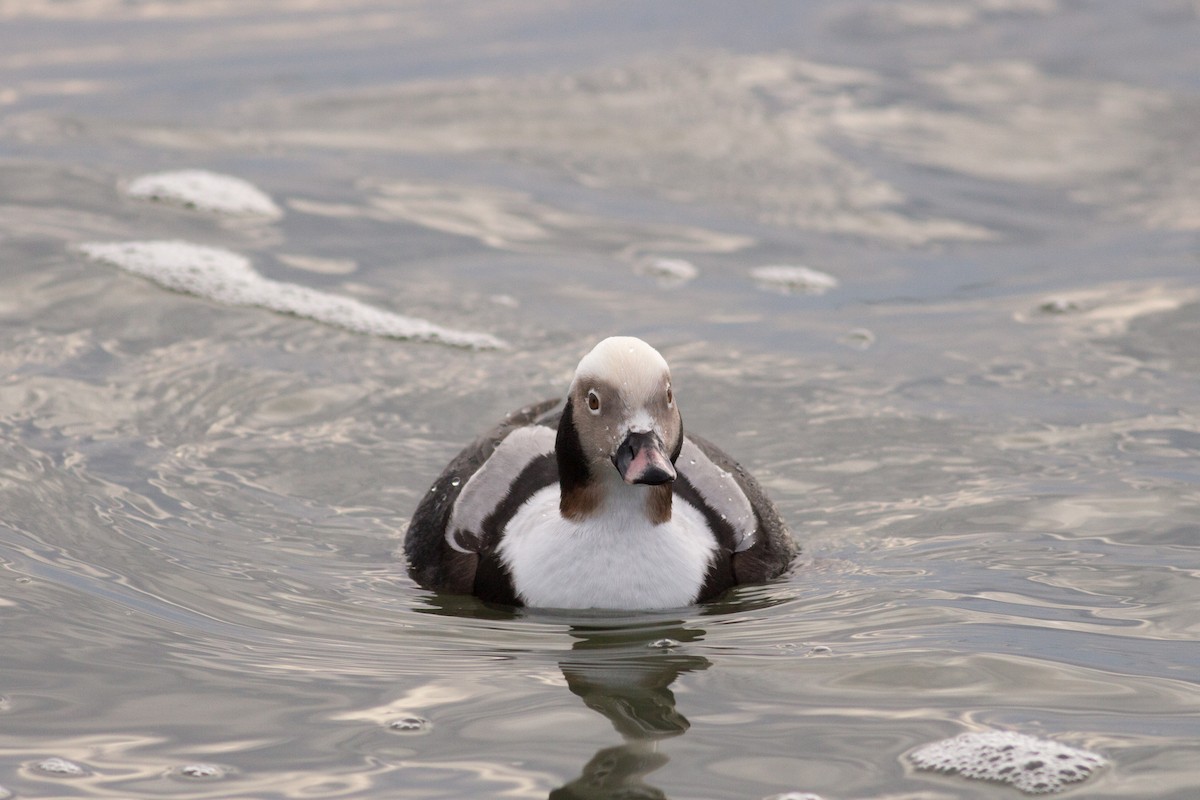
[3,1,1200,798]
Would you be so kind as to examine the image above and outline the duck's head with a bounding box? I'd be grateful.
[558,336,682,493]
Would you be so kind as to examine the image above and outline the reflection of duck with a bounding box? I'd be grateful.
[551,622,709,799]
[560,624,709,740]
[549,742,668,800]
[406,336,797,610]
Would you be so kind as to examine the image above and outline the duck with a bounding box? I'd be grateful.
[404,336,796,609]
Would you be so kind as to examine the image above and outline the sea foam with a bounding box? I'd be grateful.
[127,170,283,218]
[750,265,839,295]
[909,730,1107,794]
[635,256,699,285]
[79,240,506,349]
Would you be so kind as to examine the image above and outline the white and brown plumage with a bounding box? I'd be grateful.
[405,336,796,609]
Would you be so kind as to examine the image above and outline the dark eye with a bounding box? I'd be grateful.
[587,389,601,414]
[666,385,674,407]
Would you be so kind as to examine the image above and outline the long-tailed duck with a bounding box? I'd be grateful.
[405,336,796,609]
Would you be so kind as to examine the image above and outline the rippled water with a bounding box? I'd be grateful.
[2,1,1200,798]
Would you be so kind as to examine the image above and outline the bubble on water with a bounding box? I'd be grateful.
[1039,297,1082,314]
[174,763,227,780]
[127,169,283,218]
[635,256,699,285]
[750,265,838,295]
[647,638,680,649]
[449,477,462,487]
[77,240,506,349]
[839,328,875,349]
[33,757,86,777]
[808,645,833,656]
[388,715,432,733]
[909,730,1107,794]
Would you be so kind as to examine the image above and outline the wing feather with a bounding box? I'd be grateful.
[404,398,560,592]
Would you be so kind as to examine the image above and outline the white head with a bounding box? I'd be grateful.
[557,337,682,506]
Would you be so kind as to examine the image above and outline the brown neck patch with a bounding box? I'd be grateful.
[560,483,605,522]
[646,484,673,525]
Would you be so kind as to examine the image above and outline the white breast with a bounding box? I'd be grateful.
[496,487,718,610]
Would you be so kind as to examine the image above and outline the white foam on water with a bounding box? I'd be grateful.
[174,763,228,780]
[866,0,1056,32]
[127,170,283,218]
[838,328,875,350]
[635,256,699,285]
[33,757,87,776]
[1013,282,1200,338]
[908,730,1107,794]
[750,265,839,295]
[78,240,506,349]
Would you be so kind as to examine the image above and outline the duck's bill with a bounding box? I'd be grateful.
[613,431,677,486]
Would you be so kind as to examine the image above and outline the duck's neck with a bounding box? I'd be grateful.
[560,472,673,525]
[555,397,595,520]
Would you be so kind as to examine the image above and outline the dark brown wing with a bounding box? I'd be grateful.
[678,432,798,600]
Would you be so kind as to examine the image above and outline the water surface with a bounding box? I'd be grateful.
[2,1,1199,798]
